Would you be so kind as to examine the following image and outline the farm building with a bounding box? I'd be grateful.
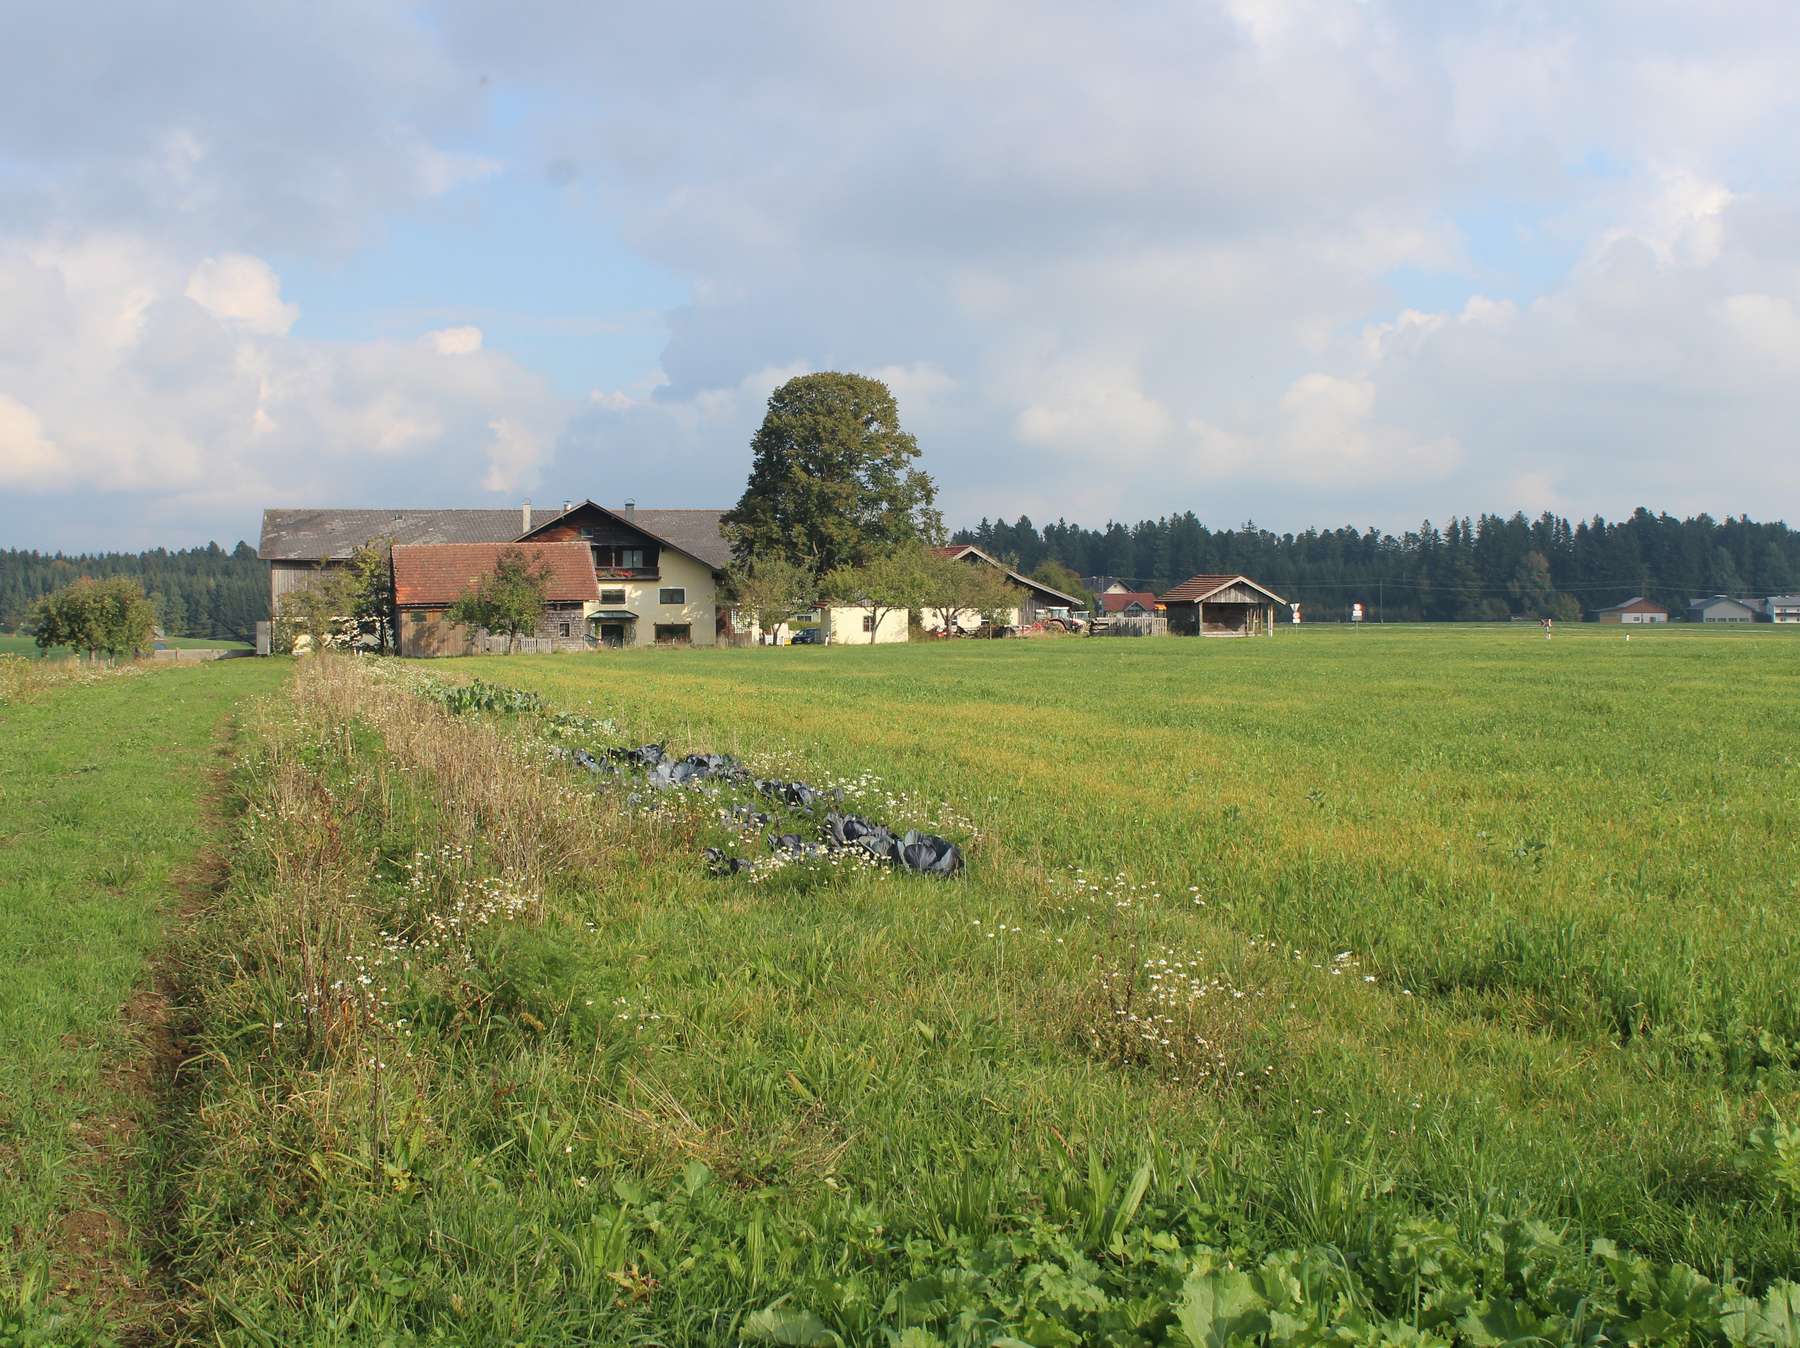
[923,544,1083,632]
[392,542,597,656]
[1594,597,1669,624]
[1161,574,1286,637]
[260,500,733,649]
[1688,595,1758,624]
[1760,595,1800,623]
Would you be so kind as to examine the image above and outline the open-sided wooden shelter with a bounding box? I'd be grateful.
[1160,574,1286,637]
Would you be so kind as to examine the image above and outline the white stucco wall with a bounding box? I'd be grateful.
[586,550,720,646]
[824,605,909,644]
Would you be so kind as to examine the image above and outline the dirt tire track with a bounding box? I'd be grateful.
[53,710,244,1346]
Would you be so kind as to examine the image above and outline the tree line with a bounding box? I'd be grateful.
[955,509,1800,621]
[0,542,265,640]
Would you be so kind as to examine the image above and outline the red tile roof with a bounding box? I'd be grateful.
[1099,590,1158,614]
[392,542,597,607]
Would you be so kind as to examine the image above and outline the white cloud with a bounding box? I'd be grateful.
[428,325,484,355]
[0,231,567,529]
[184,254,298,335]
[0,395,64,488]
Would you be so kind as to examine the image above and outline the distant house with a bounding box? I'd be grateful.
[1160,574,1287,637]
[1759,595,1800,624]
[1098,590,1159,618]
[1688,595,1758,624]
[392,542,598,656]
[1594,596,1669,625]
[923,544,1083,632]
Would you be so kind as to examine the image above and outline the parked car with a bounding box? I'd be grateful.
[790,627,827,645]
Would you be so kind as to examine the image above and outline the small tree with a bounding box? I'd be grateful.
[727,553,819,646]
[824,544,932,643]
[445,547,551,653]
[274,568,359,653]
[920,551,1019,633]
[346,539,396,652]
[31,577,156,661]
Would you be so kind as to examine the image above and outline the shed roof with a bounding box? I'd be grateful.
[1161,573,1288,605]
[1688,594,1758,612]
[391,542,597,607]
[1595,596,1668,613]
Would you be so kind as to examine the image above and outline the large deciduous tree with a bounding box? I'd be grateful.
[446,547,552,653]
[723,372,941,575]
[31,577,156,661]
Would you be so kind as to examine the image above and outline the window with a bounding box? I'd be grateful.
[558,621,571,638]
[653,623,691,644]
[593,545,648,570]
[599,587,626,604]
[862,613,876,632]
[658,587,685,605]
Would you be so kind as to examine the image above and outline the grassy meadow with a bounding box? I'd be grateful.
[6,627,1799,1344]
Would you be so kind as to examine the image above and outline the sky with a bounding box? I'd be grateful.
[3,0,1799,552]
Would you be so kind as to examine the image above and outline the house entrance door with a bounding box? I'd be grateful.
[600,623,626,648]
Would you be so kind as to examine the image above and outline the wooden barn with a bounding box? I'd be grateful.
[1160,574,1286,637]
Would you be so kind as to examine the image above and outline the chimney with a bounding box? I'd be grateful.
[561,498,572,514]
[521,498,531,533]
[623,498,636,518]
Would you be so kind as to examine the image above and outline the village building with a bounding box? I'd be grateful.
[1160,574,1286,636]
[259,500,734,649]
[1594,596,1669,624]
[514,500,731,646]
[1688,595,1759,624]
[922,544,1084,632]
[1097,589,1159,618]
[1759,594,1800,623]
[391,542,597,656]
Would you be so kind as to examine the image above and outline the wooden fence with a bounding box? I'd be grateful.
[1092,616,1168,637]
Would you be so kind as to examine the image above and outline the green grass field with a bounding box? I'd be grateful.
[0,658,289,1342]
[0,632,251,661]
[5,629,1798,1344]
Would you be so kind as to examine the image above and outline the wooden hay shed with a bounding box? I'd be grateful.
[1160,574,1287,637]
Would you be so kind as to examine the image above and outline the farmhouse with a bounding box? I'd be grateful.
[1688,595,1758,624]
[1594,596,1669,624]
[392,542,597,656]
[1760,594,1800,623]
[1160,574,1286,637]
[259,500,733,649]
[924,544,1083,631]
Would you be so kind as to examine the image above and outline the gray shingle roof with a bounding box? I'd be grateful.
[259,506,732,570]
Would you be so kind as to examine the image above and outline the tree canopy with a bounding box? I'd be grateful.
[956,508,1800,622]
[31,577,157,660]
[723,372,941,575]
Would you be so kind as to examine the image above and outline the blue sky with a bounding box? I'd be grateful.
[2,0,1799,551]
